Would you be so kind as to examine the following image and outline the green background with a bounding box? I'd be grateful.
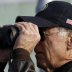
[0,3,36,25]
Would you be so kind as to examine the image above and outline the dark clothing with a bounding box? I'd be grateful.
[9,48,35,72]
[9,48,72,72]
[0,62,7,72]
[54,61,72,72]
[0,49,12,72]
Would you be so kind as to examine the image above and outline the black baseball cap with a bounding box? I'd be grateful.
[15,1,72,30]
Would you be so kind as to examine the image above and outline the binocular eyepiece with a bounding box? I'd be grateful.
[0,25,19,49]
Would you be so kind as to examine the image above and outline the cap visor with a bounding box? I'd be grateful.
[15,16,55,28]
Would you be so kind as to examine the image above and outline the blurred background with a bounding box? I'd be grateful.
[0,0,72,72]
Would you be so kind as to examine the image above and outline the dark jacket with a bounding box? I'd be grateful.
[54,61,72,72]
[0,49,12,72]
[9,48,35,72]
[9,48,72,72]
[0,62,7,72]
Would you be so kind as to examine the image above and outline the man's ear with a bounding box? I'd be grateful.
[67,33,72,59]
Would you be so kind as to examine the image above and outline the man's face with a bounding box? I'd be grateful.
[34,27,70,70]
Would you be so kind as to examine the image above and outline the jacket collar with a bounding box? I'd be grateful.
[54,61,72,72]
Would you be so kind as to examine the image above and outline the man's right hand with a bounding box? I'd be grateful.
[13,22,41,53]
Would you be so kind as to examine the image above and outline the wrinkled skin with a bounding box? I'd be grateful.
[14,22,41,53]
[35,27,72,72]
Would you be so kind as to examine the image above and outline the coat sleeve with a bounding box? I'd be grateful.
[0,62,7,72]
[0,49,12,72]
[9,48,36,72]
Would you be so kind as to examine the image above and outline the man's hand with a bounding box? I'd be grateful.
[13,22,41,53]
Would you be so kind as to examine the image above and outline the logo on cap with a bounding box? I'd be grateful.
[66,19,72,25]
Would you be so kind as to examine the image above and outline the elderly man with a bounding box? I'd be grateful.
[9,1,72,72]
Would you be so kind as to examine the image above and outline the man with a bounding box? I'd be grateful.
[10,1,72,72]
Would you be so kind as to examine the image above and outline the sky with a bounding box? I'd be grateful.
[0,0,36,4]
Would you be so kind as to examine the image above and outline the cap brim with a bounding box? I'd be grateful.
[15,16,56,28]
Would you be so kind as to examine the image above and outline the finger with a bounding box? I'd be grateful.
[16,22,31,30]
[16,22,39,34]
[15,23,26,32]
[16,22,34,35]
[31,23,40,34]
[16,22,36,34]
[26,22,36,32]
